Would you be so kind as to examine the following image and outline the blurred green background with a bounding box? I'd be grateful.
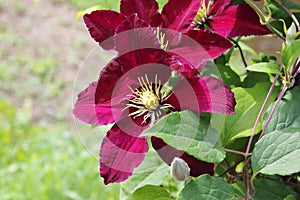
[0,0,119,199]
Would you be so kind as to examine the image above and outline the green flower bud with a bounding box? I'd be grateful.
[170,157,190,182]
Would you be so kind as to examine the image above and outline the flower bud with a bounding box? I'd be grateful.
[170,157,190,181]
[287,22,297,44]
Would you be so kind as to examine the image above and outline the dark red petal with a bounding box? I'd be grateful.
[120,0,162,27]
[166,53,199,78]
[94,60,129,125]
[169,30,232,71]
[100,118,149,184]
[208,0,231,16]
[209,4,271,38]
[170,76,236,114]
[72,81,100,125]
[151,136,214,177]
[83,10,126,50]
[161,0,201,32]
[115,14,160,54]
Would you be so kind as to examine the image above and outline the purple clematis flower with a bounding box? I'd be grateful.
[73,46,235,184]
[84,9,233,75]
[190,0,271,37]
[83,0,270,51]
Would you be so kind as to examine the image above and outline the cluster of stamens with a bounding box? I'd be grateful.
[125,75,174,123]
[192,0,212,26]
[156,28,169,50]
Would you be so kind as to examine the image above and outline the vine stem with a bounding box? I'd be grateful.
[243,0,285,41]
[276,0,300,29]
[259,85,288,139]
[228,38,248,68]
[245,65,282,156]
[225,148,248,156]
[289,57,300,75]
[243,65,282,199]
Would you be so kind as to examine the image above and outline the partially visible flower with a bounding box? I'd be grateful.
[83,0,234,51]
[190,0,271,37]
[170,157,190,181]
[82,0,270,72]
[119,0,270,38]
[73,48,235,184]
[85,11,233,75]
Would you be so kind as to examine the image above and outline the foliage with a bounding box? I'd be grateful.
[0,100,119,200]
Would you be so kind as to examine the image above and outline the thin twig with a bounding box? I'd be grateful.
[225,148,249,156]
[259,85,288,139]
[243,0,285,41]
[243,158,251,200]
[276,0,300,29]
[228,38,248,68]
[245,65,282,155]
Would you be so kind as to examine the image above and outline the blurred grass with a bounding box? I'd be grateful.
[0,100,119,200]
[53,0,119,10]
[0,0,120,199]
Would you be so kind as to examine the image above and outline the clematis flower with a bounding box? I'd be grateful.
[119,0,271,37]
[73,47,235,184]
[84,10,233,76]
[84,0,270,50]
[190,0,271,37]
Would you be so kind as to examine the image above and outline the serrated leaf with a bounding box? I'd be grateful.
[246,62,281,74]
[221,83,279,146]
[264,86,300,134]
[252,127,300,175]
[120,151,169,200]
[178,174,236,200]
[232,179,298,199]
[142,111,225,164]
[282,39,300,71]
[128,185,169,200]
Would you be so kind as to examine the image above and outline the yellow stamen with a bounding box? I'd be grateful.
[156,28,169,50]
[192,0,213,26]
[126,74,174,123]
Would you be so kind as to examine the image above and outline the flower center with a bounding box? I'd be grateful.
[125,75,174,123]
[141,90,159,110]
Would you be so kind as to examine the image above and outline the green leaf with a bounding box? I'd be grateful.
[283,0,300,10]
[282,39,300,71]
[252,88,300,176]
[242,72,271,88]
[251,127,300,175]
[266,2,290,20]
[128,185,169,200]
[213,57,242,88]
[120,151,169,200]
[246,62,281,74]
[232,178,298,199]
[284,195,297,200]
[142,111,225,163]
[178,174,236,200]
[264,86,300,134]
[221,83,279,146]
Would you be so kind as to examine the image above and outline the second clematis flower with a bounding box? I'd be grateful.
[83,0,271,52]
[73,46,236,184]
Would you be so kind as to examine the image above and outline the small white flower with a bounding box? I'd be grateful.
[170,157,190,181]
